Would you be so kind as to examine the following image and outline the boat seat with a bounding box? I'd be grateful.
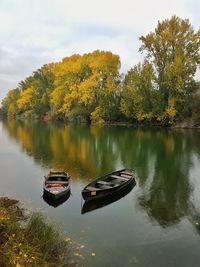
[46,184,65,188]
[110,175,129,181]
[121,171,133,176]
[45,181,68,184]
[121,174,133,178]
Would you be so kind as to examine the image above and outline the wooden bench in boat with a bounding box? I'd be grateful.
[120,171,133,176]
[46,183,66,188]
[121,174,133,179]
[110,175,130,181]
[45,181,68,184]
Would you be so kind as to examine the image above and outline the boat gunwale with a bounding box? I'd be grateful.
[83,168,135,192]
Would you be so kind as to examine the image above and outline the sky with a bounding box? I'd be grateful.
[0,0,199,101]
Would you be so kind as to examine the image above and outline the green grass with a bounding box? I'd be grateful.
[0,197,70,267]
[26,213,65,261]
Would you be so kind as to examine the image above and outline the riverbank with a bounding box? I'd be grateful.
[1,115,200,129]
[172,119,200,129]
[0,197,73,266]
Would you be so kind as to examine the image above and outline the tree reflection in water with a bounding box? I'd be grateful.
[3,120,200,228]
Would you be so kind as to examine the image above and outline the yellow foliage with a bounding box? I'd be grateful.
[78,76,96,105]
[2,50,121,121]
[17,87,34,110]
[50,86,67,108]
[8,103,16,117]
[166,98,177,118]
[90,106,104,124]
[87,50,120,74]
[53,51,120,118]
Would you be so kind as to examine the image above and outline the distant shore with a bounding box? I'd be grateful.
[1,115,200,129]
[172,119,200,129]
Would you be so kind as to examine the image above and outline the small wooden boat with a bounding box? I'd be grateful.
[81,179,136,214]
[43,171,71,199]
[82,169,136,201]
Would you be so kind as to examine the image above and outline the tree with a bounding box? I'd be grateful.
[139,15,200,123]
[121,60,160,122]
[52,50,121,122]
[17,86,34,111]
[31,65,55,116]
[1,89,20,117]
[50,54,82,119]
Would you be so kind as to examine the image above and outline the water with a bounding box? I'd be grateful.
[1,119,200,266]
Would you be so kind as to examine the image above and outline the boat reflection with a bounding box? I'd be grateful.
[43,189,71,207]
[81,180,136,214]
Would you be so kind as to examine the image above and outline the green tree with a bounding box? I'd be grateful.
[121,60,159,122]
[192,81,200,120]
[31,65,55,116]
[139,15,200,123]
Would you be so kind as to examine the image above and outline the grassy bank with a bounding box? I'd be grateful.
[0,197,71,266]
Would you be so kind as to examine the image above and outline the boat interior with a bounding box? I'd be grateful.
[45,175,69,190]
[86,170,133,191]
[46,175,69,182]
[46,183,67,189]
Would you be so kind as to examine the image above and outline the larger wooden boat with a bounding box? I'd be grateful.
[81,179,136,214]
[43,171,71,199]
[82,169,136,201]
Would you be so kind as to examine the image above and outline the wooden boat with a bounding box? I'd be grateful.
[43,171,71,199]
[81,179,136,214]
[82,169,136,201]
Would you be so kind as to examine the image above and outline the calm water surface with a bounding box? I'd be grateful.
[1,119,200,267]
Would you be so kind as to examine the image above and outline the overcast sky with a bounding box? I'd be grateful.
[0,0,199,101]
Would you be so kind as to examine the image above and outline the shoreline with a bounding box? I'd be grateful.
[1,116,200,129]
[0,196,76,266]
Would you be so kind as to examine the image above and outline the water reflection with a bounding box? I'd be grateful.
[2,120,200,228]
[81,180,136,214]
[136,130,195,227]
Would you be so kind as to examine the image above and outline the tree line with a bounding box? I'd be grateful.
[1,16,200,125]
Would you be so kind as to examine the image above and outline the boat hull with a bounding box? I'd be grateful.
[43,189,71,207]
[82,169,136,201]
[43,186,70,200]
[82,179,136,214]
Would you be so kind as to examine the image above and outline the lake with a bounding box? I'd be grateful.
[1,119,200,267]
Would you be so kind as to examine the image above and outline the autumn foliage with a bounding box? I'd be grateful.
[1,16,200,125]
